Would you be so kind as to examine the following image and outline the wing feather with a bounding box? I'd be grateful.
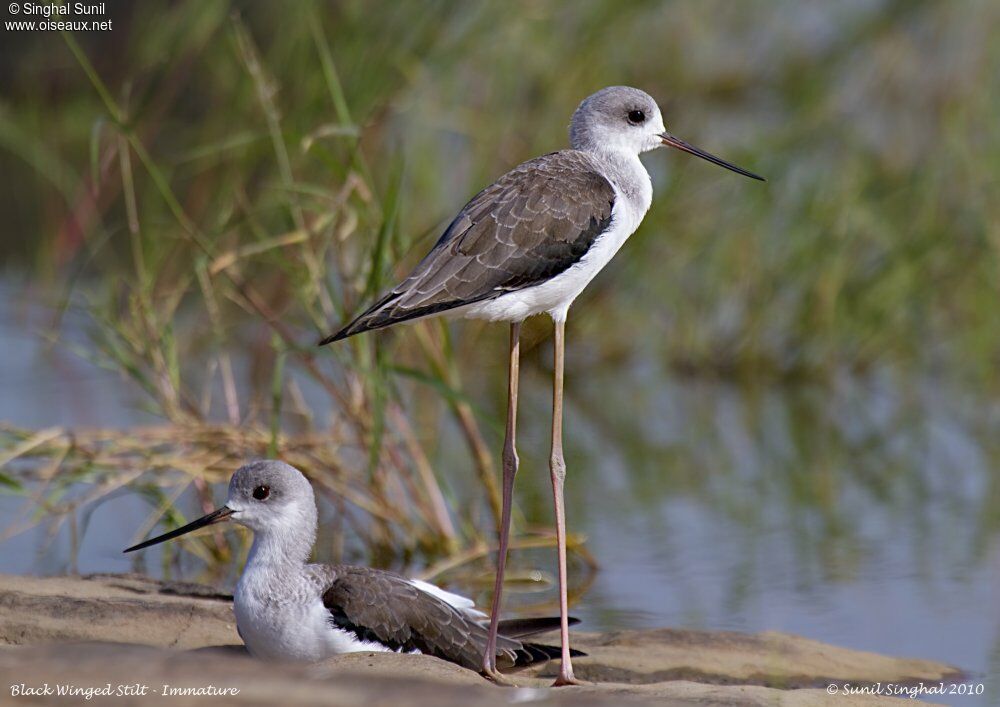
[321,567,519,670]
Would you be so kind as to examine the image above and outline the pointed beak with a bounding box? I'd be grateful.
[659,132,765,182]
[123,506,236,553]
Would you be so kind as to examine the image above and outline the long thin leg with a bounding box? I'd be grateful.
[550,318,582,686]
[482,321,521,679]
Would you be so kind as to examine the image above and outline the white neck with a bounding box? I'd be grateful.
[243,511,316,575]
[246,531,306,570]
[585,147,652,214]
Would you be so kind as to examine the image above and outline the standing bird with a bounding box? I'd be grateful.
[124,460,580,671]
[320,86,764,685]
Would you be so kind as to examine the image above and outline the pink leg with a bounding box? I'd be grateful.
[482,321,521,679]
[549,318,582,686]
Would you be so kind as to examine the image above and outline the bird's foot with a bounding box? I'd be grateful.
[551,669,585,687]
[481,666,518,687]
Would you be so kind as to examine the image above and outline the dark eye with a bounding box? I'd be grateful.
[252,485,270,501]
[627,109,646,125]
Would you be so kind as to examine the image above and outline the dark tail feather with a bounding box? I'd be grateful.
[318,292,399,345]
[318,288,498,346]
[497,616,580,639]
[317,294,467,346]
[317,327,353,346]
[513,642,587,667]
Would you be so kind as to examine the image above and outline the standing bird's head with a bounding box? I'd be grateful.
[570,85,764,181]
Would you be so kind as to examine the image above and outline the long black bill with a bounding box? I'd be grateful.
[660,132,765,182]
[123,506,235,553]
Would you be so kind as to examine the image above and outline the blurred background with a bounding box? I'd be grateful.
[1,0,998,697]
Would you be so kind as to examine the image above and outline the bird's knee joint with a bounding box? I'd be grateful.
[549,455,566,481]
[502,447,519,473]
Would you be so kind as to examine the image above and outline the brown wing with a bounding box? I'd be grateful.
[320,150,616,343]
[320,567,524,670]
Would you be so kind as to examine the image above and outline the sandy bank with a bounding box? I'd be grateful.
[0,574,959,705]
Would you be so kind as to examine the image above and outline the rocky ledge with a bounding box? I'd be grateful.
[0,574,961,705]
